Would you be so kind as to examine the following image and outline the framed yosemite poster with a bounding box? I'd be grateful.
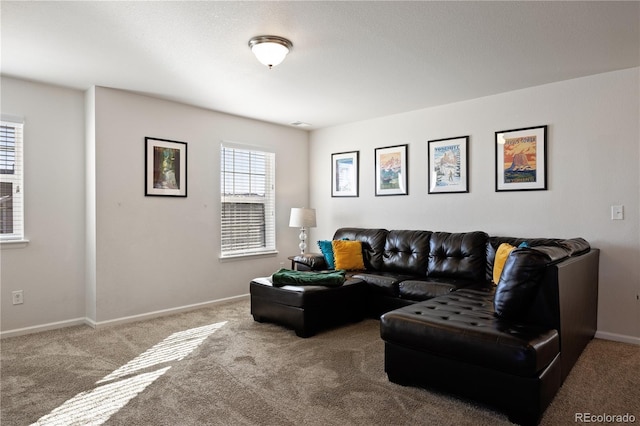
[495,125,547,192]
[427,136,469,194]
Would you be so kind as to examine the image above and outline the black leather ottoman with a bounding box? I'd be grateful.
[250,276,367,337]
[380,289,561,425]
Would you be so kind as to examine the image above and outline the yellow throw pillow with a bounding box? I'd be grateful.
[332,240,365,271]
[493,243,516,284]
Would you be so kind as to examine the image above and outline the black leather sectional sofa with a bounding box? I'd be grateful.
[249,228,599,425]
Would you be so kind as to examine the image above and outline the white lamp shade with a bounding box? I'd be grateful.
[251,42,290,68]
[289,208,316,228]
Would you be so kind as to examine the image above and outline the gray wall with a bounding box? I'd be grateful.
[3,68,639,343]
[89,87,309,324]
[309,68,640,343]
[1,78,86,332]
[1,77,309,333]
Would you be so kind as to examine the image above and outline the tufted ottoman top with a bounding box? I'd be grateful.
[250,276,366,308]
[380,289,559,377]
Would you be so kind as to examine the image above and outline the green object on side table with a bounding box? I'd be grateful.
[271,268,346,287]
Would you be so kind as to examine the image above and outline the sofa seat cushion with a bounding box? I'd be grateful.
[380,289,559,377]
[398,278,480,301]
[351,272,407,297]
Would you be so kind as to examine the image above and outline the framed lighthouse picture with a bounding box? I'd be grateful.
[495,125,547,192]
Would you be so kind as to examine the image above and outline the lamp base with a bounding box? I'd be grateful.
[298,228,307,254]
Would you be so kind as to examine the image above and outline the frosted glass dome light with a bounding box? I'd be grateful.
[249,36,293,69]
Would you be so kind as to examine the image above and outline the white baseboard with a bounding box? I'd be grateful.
[1,294,250,338]
[0,317,87,339]
[595,330,640,346]
[88,294,249,328]
[6,299,637,346]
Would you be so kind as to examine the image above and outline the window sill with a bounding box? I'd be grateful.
[219,250,279,262]
[1,239,30,249]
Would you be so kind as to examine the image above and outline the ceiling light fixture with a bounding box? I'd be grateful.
[248,35,293,69]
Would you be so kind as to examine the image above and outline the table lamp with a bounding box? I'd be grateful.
[289,208,316,254]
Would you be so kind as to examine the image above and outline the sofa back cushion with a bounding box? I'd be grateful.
[427,231,488,281]
[486,236,590,282]
[333,228,388,271]
[382,230,432,275]
[494,248,551,320]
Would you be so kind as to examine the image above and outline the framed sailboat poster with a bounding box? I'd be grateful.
[495,125,547,192]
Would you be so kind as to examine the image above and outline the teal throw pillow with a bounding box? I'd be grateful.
[317,240,336,269]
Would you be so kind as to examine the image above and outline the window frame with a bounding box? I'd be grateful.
[0,118,26,244]
[219,142,277,259]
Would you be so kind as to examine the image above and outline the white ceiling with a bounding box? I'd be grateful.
[2,1,639,130]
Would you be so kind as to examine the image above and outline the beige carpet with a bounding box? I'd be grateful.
[1,298,638,426]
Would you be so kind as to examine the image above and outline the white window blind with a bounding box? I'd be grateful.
[0,120,24,241]
[220,143,276,257]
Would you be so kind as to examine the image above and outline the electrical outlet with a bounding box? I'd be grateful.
[12,290,24,305]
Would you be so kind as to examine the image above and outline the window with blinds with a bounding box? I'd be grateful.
[0,120,24,241]
[220,143,276,257]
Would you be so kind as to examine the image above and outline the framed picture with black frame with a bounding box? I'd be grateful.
[375,144,408,196]
[427,136,469,194]
[495,125,547,192]
[145,137,188,197]
[331,151,359,197]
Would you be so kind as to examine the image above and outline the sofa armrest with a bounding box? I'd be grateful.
[555,248,599,382]
[559,237,591,256]
[525,248,599,382]
[292,253,327,271]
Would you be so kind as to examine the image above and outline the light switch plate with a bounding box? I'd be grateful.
[611,205,624,220]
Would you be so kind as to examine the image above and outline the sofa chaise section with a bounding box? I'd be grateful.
[381,288,562,425]
[379,242,599,425]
